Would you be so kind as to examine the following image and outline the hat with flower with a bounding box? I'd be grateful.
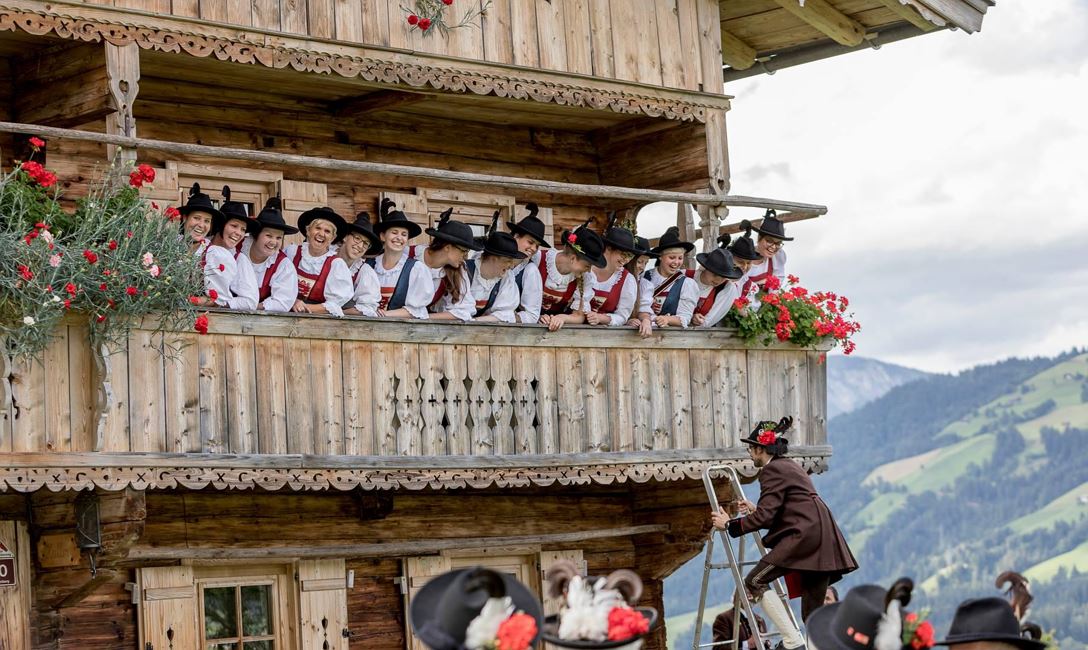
[410,567,543,650]
[559,220,607,269]
[807,579,933,650]
[741,416,793,450]
[541,561,658,649]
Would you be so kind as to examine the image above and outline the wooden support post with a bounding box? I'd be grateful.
[0,520,32,650]
[771,0,866,47]
[104,42,140,163]
[51,569,118,610]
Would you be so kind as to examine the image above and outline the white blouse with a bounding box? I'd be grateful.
[284,244,352,318]
[745,249,787,290]
[540,249,587,311]
[346,258,381,317]
[203,244,258,311]
[694,278,742,329]
[372,254,434,319]
[465,264,520,323]
[248,251,298,313]
[511,251,543,324]
[638,268,699,328]
[585,267,638,326]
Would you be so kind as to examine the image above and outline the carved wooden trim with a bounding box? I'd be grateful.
[0,455,829,493]
[0,4,726,123]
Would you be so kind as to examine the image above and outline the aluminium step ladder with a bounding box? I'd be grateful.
[691,464,802,650]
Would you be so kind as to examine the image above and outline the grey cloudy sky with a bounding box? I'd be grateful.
[641,0,1088,373]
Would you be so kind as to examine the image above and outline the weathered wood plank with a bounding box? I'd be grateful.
[563,0,593,75]
[806,351,827,447]
[418,344,447,457]
[254,337,289,454]
[696,0,724,93]
[67,323,97,452]
[581,348,608,453]
[197,335,227,453]
[481,0,514,64]
[635,3,664,86]
[252,0,281,30]
[509,0,540,68]
[608,0,639,82]
[281,0,309,34]
[11,355,46,453]
[43,328,72,452]
[128,330,165,453]
[648,351,672,451]
[171,0,200,18]
[100,341,130,452]
[466,345,493,455]
[536,348,560,455]
[609,348,635,452]
[675,0,702,90]
[688,350,715,449]
[199,0,227,22]
[489,347,515,455]
[165,335,201,453]
[510,349,538,454]
[667,350,693,450]
[310,339,345,456]
[442,345,469,456]
[226,0,253,26]
[712,350,749,448]
[223,335,258,454]
[0,521,32,649]
[307,0,336,38]
[631,349,653,451]
[554,348,584,454]
[535,0,567,71]
[284,337,314,454]
[334,0,364,41]
[342,340,375,456]
[656,0,687,89]
[395,343,422,456]
[360,0,391,47]
[371,343,399,456]
[588,0,615,78]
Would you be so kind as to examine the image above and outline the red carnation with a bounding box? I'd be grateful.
[911,621,935,649]
[108,240,118,250]
[138,163,156,183]
[189,296,202,305]
[17,265,33,281]
[567,233,577,245]
[82,249,98,264]
[442,0,453,4]
[496,612,538,650]
[218,264,226,272]
[65,282,77,296]
[63,299,71,309]
[99,283,108,291]
[96,314,106,323]
[125,286,138,297]
[607,606,650,641]
[194,313,209,335]
[757,430,777,446]
[419,17,432,30]
[164,206,181,221]
[407,13,419,25]
[28,136,45,148]
[208,289,219,301]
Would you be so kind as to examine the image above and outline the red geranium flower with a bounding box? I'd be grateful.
[495,613,538,650]
[194,313,209,335]
[607,607,650,641]
[764,275,781,291]
[757,430,777,446]
[28,136,45,148]
[567,233,577,244]
[138,164,156,183]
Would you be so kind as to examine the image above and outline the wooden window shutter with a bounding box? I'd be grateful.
[279,180,329,247]
[515,203,555,246]
[538,550,584,616]
[298,558,349,650]
[137,565,198,650]
[403,555,453,650]
[378,190,429,247]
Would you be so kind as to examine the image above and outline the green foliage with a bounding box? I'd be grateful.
[0,157,203,360]
[723,275,859,353]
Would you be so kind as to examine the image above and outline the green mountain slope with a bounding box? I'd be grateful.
[663,350,1088,650]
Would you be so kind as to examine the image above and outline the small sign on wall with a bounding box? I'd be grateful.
[0,541,16,587]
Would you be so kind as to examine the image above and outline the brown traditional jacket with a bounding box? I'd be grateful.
[736,456,858,579]
[712,608,770,649]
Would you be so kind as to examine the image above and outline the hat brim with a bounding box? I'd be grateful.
[755,227,794,242]
[575,248,608,269]
[409,569,544,649]
[938,634,1048,650]
[336,223,381,246]
[374,219,423,240]
[651,242,696,255]
[506,221,552,248]
[179,204,224,221]
[602,236,643,255]
[732,250,764,262]
[484,247,528,260]
[211,213,257,238]
[297,211,346,240]
[740,438,770,447]
[253,220,300,236]
[426,227,485,252]
[803,601,856,650]
[541,607,658,648]
[695,253,744,280]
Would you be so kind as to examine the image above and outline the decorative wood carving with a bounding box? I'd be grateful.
[0,5,724,123]
[0,455,828,493]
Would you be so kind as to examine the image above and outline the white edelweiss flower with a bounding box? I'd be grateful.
[22,316,35,325]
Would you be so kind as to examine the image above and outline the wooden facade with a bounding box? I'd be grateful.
[0,0,988,648]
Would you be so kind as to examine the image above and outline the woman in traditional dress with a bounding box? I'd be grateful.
[690,247,745,328]
[506,203,550,324]
[739,210,791,297]
[284,206,351,315]
[634,226,697,335]
[370,198,434,319]
[404,208,482,321]
[442,212,526,322]
[244,197,299,313]
[200,194,258,310]
[537,220,607,332]
[336,212,382,317]
[624,235,658,328]
[583,216,640,327]
[178,183,218,256]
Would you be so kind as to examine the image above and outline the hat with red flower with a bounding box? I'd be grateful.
[409,567,543,650]
[808,579,929,650]
[741,416,793,450]
[541,561,658,649]
[559,219,607,269]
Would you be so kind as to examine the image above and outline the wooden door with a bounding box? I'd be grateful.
[137,565,199,650]
[298,558,349,650]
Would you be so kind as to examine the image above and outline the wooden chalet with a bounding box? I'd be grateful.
[0,0,990,648]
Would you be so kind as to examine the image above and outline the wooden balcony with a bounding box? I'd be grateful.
[0,313,829,492]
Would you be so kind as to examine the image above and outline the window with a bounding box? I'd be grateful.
[200,580,278,649]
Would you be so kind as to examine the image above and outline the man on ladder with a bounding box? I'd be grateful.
[711,417,858,649]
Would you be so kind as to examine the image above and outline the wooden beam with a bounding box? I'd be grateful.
[51,569,118,610]
[718,210,822,236]
[874,0,938,32]
[912,0,985,32]
[771,0,866,46]
[0,121,829,213]
[720,28,757,70]
[329,90,435,117]
[104,42,139,162]
[126,525,671,560]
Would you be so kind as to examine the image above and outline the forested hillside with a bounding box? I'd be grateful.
[665,351,1088,650]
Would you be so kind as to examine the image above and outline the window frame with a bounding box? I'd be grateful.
[193,564,297,650]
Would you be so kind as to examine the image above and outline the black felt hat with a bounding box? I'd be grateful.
[297,206,346,241]
[750,209,794,241]
[541,608,659,649]
[806,585,890,650]
[507,203,552,249]
[560,220,607,269]
[375,198,423,239]
[634,236,659,259]
[650,226,695,254]
[601,213,641,255]
[938,599,1047,650]
[252,196,299,235]
[695,247,743,280]
[741,416,792,448]
[482,211,527,260]
[426,208,484,252]
[720,231,763,262]
[409,567,543,650]
[178,182,224,221]
[210,186,256,238]
[336,211,382,255]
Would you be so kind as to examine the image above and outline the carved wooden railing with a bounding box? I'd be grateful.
[0,313,828,462]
